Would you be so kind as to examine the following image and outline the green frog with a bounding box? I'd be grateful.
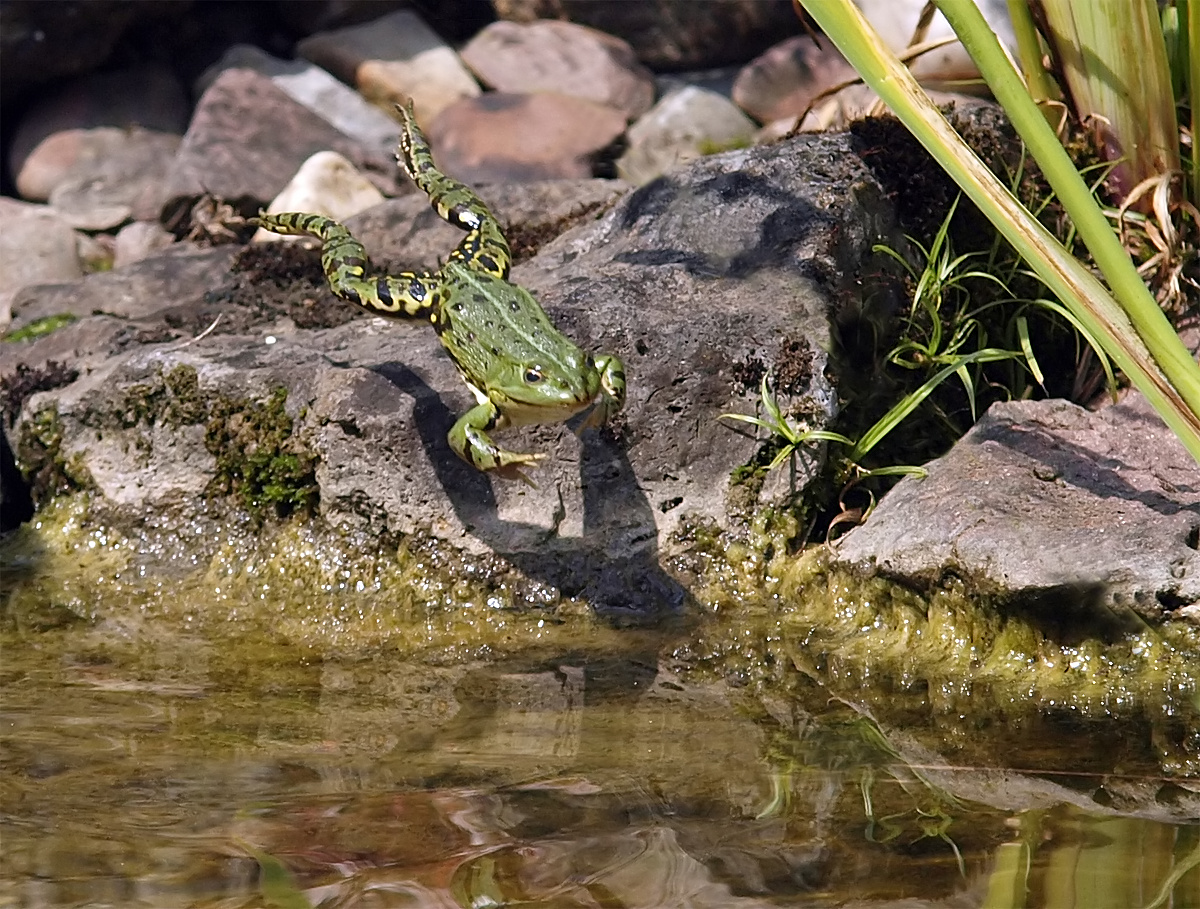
[252,100,626,483]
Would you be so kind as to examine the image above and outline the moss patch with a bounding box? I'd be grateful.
[119,363,209,429]
[111,363,319,520]
[2,314,78,343]
[1,494,591,654]
[15,405,93,503]
[205,387,318,520]
[8,364,319,554]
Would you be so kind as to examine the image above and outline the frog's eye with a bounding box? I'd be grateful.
[524,367,544,384]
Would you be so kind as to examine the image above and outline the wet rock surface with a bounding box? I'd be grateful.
[833,395,1200,619]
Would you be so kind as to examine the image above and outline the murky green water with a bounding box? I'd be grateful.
[2,503,1199,908]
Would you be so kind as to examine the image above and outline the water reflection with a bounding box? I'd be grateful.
[3,626,1198,909]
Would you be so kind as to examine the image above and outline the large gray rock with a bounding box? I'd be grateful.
[5,133,894,616]
[833,395,1200,617]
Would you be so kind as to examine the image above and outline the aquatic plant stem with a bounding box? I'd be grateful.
[933,0,1199,413]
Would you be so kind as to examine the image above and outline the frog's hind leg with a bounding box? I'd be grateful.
[253,212,442,320]
[395,101,511,281]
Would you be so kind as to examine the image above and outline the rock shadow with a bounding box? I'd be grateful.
[374,362,688,626]
[976,417,1200,520]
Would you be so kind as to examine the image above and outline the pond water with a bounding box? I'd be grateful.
[2,505,1198,908]
[3,613,1199,909]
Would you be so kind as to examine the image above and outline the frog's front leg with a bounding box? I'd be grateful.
[449,400,546,484]
[580,354,627,431]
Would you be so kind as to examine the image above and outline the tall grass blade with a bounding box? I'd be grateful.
[799,0,1200,463]
[1037,0,1181,204]
[852,347,1020,460]
[1014,315,1043,387]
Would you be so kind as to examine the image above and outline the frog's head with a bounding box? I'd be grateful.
[490,350,601,426]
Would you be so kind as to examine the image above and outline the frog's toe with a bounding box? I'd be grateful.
[490,451,546,486]
[574,400,617,435]
[492,463,538,487]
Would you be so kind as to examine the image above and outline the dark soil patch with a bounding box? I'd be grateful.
[505,199,613,263]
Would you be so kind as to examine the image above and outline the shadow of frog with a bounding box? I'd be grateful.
[374,362,688,626]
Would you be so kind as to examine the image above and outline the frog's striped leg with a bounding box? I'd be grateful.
[450,399,545,485]
[253,212,442,320]
[395,101,512,281]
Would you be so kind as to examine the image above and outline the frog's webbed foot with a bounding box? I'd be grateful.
[450,403,546,486]
[576,353,627,433]
[489,457,546,488]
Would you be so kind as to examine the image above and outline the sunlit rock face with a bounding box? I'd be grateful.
[833,393,1200,622]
